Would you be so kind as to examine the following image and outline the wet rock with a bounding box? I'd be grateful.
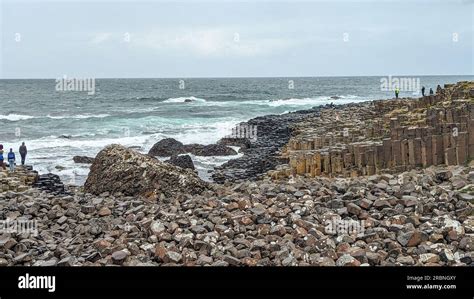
[73,156,95,164]
[148,138,185,157]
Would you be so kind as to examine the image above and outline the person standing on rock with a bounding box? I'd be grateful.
[395,88,400,99]
[429,88,434,95]
[19,142,27,166]
[7,148,15,172]
[0,145,5,170]
[421,86,425,96]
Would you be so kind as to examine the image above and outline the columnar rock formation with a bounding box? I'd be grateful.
[0,166,38,192]
[273,82,474,179]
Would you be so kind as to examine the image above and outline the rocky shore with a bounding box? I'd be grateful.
[0,81,472,266]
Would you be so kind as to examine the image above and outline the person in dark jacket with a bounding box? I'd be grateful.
[421,86,425,96]
[7,148,15,172]
[0,144,5,170]
[429,88,434,95]
[19,142,27,166]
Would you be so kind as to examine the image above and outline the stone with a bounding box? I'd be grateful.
[165,155,195,170]
[148,138,185,157]
[397,255,415,265]
[336,254,360,266]
[164,251,183,263]
[183,144,237,156]
[73,156,95,164]
[111,250,128,265]
[84,144,208,197]
[347,203,362,216]
[419,253,439,264]
[98,207,112,216]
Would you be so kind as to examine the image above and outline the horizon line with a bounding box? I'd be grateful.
[1,74,473,80]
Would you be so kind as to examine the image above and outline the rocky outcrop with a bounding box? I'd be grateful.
[212,109,316,183]
[148,138,185,157]
[84,144,208,197]
[218,137,252,150]
[183,144,237,156]
[165,155,195,170]
[73,156,95,164]
[148,138,236,157]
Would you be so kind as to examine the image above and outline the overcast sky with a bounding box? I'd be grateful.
[0,0,472,78]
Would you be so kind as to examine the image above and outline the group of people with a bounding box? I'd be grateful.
[394,85,440,99]
[0,142,27,171]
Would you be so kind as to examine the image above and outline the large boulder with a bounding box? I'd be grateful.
[148,138,184,157]
[84,144,208,197]
[166,155,195,170]
[183,144,237,156]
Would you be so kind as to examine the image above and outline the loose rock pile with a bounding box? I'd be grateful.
[0,164,472,266]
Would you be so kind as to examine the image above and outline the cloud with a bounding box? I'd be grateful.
[130,28,297,57]
[90,32,113,44]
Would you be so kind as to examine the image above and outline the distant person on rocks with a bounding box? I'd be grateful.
[421,86,425,96]
[436,84,442,94]
[7,148,15,172]
[19,142,27,165]
[395,88,400,99]
[0,145,5,170]
[429,88,434,95]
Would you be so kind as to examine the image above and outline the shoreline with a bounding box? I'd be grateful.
[0,81,473,267]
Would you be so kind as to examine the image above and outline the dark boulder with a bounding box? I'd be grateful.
[73,156,95,164]
[183,144,237,156]
[166,155,195,170]
[148,138,185,157]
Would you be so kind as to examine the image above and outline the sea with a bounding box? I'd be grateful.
[0,75,472,185]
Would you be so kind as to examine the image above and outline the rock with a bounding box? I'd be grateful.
[111,250,128,265]
[347,203,362,216]
[223,255,241,266]
[439,249,455,263]
[84,144,208,197]
[98,207,112,217]
[57,256,75,266]
[435,170,452,182]
[336,254,360,266]
[165,155,195,170]
[57,216,68,224]
[73,156,95,164]
[148,138,185,157]
[218,137,252,149]
[183,144,237,156]
[397,230,425,247]
[397,255,415,265]
[419,253,440,264]
[164,251,183,263]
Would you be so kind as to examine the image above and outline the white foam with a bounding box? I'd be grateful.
[0,114,36,121]
[163,96,207,103]
[46,114,110,119]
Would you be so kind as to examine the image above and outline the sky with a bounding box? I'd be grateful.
[0,0,473,78]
